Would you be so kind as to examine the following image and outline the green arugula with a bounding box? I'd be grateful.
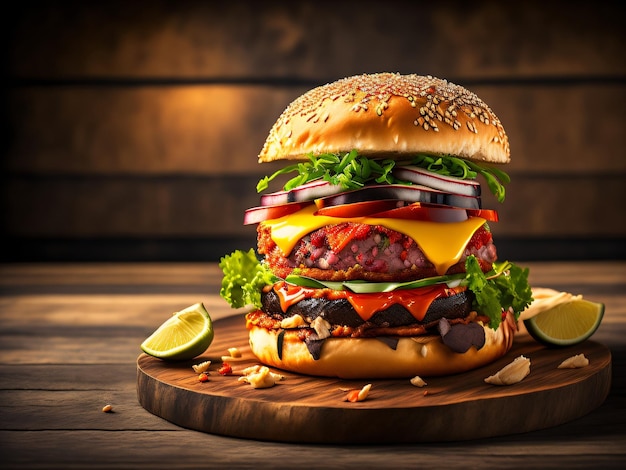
[411,155,510,202]
[256,150,399,193]
[256,151,510,202]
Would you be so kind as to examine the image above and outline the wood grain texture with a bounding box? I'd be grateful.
[8,1,625,79]
[137,315,611,444]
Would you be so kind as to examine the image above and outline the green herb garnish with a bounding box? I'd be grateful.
[256,150,399,193]
[257,151,510,202]
[464,255,532,329]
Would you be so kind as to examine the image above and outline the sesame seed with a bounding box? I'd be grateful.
[260,73,510,156]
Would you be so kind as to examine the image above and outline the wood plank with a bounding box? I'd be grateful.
[0,389,178,431]
[8,1,625,79]
[0,294,236,328]
[0,263,224,291]
[4,86,297,175]
[1,430,623,470]
[0,364,139,391]
[5,84,626,175]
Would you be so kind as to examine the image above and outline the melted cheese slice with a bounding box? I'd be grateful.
[261,205,486,275]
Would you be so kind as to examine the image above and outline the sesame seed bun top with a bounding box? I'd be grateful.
[258,73,510,164]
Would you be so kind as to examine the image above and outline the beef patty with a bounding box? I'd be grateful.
[258,222,497,281]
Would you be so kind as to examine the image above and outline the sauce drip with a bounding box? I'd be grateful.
[273,282,456,322]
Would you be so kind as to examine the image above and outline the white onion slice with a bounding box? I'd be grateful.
[260,180,344,206]
[393,166,481,197]
[316,184,481,210]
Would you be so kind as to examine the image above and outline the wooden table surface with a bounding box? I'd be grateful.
[1,261,625,469]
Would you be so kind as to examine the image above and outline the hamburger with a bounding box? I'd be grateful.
[220,73,532,379]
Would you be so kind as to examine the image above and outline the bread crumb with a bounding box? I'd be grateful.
[192,360,211,374]
[558,354,589,369]
[485,355,531,385]
[410,375,427,387]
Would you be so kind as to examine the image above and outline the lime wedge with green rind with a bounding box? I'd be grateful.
[141,302,214,361]
[524,299,604,347]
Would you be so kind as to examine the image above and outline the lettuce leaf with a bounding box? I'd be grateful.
[218,249,277,309]
[464,255,532,329]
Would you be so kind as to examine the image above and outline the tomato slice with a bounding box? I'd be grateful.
[370,203,468,222]
[372,203,499,222]
[243,201,313,225]
[314,200,405,218]
[315,200,499,223]
[466,208,499,222]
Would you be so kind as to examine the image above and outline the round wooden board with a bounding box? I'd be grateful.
[137,314,612,444]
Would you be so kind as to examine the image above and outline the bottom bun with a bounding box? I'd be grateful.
[248,314,517,379]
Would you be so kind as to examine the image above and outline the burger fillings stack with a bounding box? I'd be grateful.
[220,73,532,379]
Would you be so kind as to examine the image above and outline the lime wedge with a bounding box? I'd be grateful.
[141,303,214,360]
[524,299,604,347]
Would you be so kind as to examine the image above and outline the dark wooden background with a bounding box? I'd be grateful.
[3,0,625,262]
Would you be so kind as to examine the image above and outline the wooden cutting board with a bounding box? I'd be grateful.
[136,314,611,444]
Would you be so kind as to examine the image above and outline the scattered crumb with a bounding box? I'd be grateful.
[102,404,113,413]
[558,354,589,369]
[485,355,531,385]
[237,366,284,389]
[344,384,372,402]
[228,347,242,358]
[192,360,211,374]
[410,375,427,387]
[198,373,209,382]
